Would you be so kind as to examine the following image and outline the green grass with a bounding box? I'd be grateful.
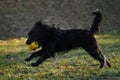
[0,33,120,80]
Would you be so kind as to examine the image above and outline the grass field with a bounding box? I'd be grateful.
[0,33,120,80]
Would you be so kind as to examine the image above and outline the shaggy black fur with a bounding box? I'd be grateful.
[25,9,111,68]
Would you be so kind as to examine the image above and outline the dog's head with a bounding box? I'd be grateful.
[26,21,57,50]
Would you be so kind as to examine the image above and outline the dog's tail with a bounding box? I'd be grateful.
[90,9,102,35]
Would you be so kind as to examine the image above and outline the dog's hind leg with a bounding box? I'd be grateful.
[83,45,105,68]
[82,43,111,68]
[105,57,111,67]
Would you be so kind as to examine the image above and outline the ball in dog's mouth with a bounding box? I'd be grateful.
[29,41,39,50]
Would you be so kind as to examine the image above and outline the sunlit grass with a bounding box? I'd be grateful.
[95,34,120,44]
[0,38,28,54]
[0,33,120,80]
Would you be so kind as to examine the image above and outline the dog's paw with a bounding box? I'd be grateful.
[25,58,31,62]
[31,63,39,67]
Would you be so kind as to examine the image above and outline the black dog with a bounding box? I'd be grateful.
[25,9,111,68]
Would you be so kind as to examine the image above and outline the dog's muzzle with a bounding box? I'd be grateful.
[28,41,39,50]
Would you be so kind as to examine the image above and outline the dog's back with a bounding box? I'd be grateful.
[55,29,89,52]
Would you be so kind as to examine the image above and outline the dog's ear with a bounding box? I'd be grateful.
[38,21,42,25]
[35,21,42,27]
[51,27,56,31]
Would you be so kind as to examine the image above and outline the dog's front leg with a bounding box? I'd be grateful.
[25,50,43,62]
[31,43,56,67]
[31,53,53,67]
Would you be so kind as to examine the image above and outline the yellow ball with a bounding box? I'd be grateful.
[29,41,39,50]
